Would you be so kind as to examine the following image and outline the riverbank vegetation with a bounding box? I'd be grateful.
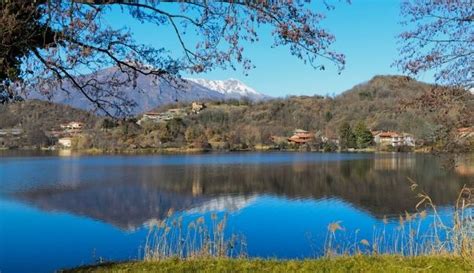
[66,256,472,273]
[65,185,473,272]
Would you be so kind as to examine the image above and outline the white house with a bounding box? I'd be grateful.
[373,131,415,147]
[58,137,72,148]
[60,121,84,130]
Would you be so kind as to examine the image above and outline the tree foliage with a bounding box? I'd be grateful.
[396,0,473,89]
[0,0,346,116]
[338,122,356,149]
[354,121,373,149]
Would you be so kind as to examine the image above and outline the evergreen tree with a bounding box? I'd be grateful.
[354,121,373,149]
[339,122,356,149]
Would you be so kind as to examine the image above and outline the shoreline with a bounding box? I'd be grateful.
[64,255,473,272]
[0,146,448,156]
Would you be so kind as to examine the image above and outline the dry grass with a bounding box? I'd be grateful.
[65,256,473,273]
[324,183,473,261]
[64,184,473,272]
[143,185,473,263]
[143,212,245,261]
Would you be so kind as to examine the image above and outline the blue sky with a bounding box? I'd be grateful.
[106,1,435,97]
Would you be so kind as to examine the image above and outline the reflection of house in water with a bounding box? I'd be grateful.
[291,162,311,173]
[58,149,73,157]
[455,164,474,176]
[191,164,203,196]
[192,178,203,196]
[57,157,82,186]
[374,156,416,171]
[455,157,474,176]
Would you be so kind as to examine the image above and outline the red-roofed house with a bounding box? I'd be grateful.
[457,127,474,138]
[288,129,314,144]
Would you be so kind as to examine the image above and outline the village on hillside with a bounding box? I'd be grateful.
[1,101,472,152]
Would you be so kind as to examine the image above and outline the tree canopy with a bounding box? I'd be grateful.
[1,0,346,116]
[396,0,473,90]
[2,0,472,117]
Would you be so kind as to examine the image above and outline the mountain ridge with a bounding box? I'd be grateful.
[25,67,268,116]
[186,78,268,101]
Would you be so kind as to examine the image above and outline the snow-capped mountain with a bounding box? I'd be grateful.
[26,66,268,116]
[186,78,267,101]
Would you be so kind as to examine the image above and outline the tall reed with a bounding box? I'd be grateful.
[143,185,472,262]
[143,211,246,261]
[324,183,473,259]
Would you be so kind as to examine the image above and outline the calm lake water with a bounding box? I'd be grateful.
[0,152,472,272]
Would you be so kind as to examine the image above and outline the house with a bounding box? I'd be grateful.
[0,128,23,136]
[401,133,416,146]
[457,127,474,138]
[372,131,415,147]
[137,108,188,125]
[58,137,72,148]
[321,129,339,146]
[288,129,314,144]
[0,128,24,147]
[142,112,161,119]
[192,102,206,114]
[60,121,84,131]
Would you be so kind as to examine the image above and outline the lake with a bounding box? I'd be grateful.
[0,152,472,272]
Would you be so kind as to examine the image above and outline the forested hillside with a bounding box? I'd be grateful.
[167,75,472,149]
[0,100,102,147]
[0,100,100,130]
[1,76,472,151]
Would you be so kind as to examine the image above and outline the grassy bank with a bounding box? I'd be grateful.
[66,185,472,272]
[65,256,472,273]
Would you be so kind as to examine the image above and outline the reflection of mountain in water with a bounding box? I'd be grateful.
[17,185,208,230]
[12,154,472,230]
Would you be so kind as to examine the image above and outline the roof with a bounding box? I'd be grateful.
[144,112,161,116]
[294,129,309,134]
[288,136,310,143]
[458,127,474,133]
[376,131,401,138]
[288,133,314,142]
[294,133,313,138]
[60,121,84,126]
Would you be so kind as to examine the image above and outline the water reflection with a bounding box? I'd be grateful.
[455,156,474,176]
[0,152,473,273]
[2,153,471,230]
